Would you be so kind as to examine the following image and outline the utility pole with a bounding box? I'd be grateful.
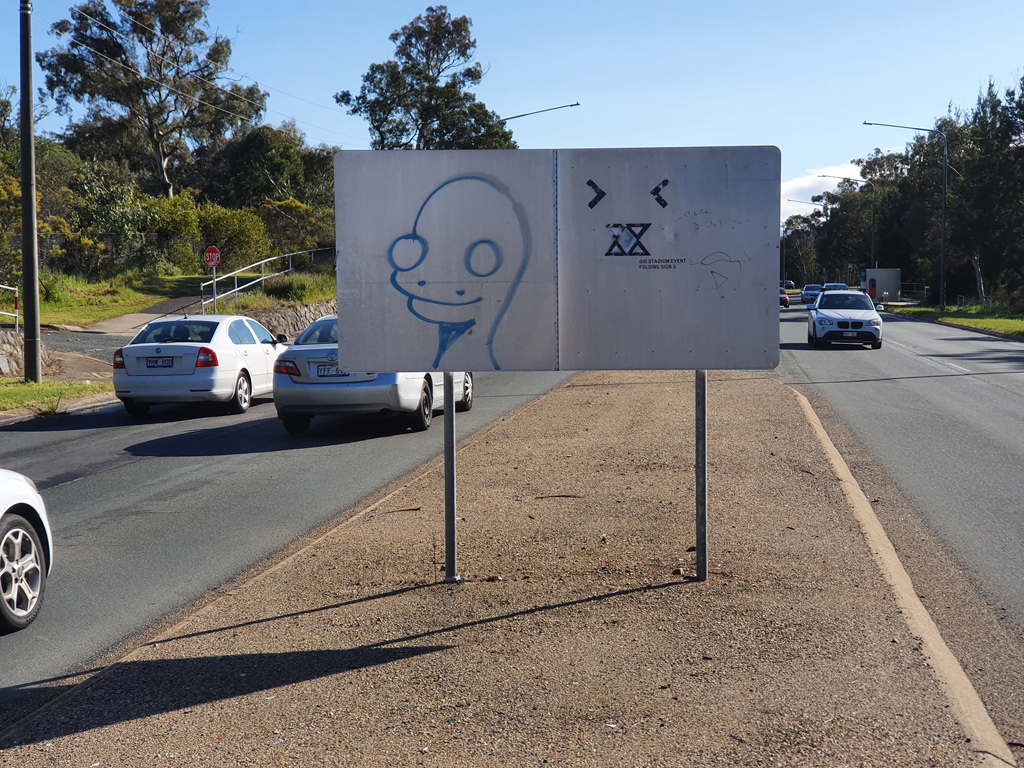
[20,0,41,382]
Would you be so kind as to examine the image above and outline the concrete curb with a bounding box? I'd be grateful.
[791,386,1017,767]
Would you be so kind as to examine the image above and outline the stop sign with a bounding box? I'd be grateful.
[204,246,221,268]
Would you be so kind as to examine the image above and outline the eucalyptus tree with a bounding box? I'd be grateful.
[37,0,267,197]
[335,5,515,150]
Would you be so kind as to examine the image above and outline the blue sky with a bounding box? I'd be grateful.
[3,0,1023,222]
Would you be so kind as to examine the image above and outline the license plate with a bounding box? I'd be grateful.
[147,357,173,368]
[842,331,857,338]
[316,365,349,377]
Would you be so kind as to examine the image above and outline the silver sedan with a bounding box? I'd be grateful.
[113,315,288,417]
[272,316,473,436]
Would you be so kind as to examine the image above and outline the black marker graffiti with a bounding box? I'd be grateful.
[586,179,607,209]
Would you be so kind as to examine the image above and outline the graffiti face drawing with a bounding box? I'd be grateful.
[388,176,530,370]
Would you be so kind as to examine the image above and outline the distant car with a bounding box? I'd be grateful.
[779,288,790,307]
[113,315,288,417]
[807,289,884,349]
[800,284,823,304]
[272,315,473,436]
[780,280,796,290]
[821,282,849,292]
[1,469,52,632]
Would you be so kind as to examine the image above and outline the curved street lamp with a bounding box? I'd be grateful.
[820,175,876,268]
[864,120,947,308]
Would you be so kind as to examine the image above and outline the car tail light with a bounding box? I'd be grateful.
[113,349,124,369]
[274,358,301,376]
[196,347,219,367]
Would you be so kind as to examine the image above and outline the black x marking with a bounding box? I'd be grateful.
[605,223,652,256]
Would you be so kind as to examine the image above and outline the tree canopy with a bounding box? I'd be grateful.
[37,0,267,197]
[335,5,515,150]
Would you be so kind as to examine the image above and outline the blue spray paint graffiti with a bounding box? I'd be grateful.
[388,176,531,370]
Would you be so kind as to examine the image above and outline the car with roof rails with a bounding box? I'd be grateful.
[807,289,884,349]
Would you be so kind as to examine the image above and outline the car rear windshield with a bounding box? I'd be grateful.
[294,318,338,346]
[818,294,874,311]
[804,285,822,291]
[131,320,218,344]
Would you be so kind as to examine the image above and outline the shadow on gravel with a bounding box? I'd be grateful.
[0,580,691,747]
[0,646,450,748]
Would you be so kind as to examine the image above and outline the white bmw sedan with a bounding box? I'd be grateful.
[1,468,52,632]
[272,315,473,436]
[113,315,288,417]
[807,290,884,349]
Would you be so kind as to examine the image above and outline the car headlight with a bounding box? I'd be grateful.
[817,317,834,326]
[867,318,882,327]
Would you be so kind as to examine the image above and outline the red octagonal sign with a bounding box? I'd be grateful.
[204,246,221,268]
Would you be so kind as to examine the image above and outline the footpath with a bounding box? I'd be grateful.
[0,320,1018,765]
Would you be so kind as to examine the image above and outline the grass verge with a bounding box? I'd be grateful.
[0,379,114,415]
[888,306,1024,339]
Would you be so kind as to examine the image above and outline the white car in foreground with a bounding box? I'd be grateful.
[113,315,288,417]
[807,290,884,349]
[1,469,53,632]
[272,315,473,436]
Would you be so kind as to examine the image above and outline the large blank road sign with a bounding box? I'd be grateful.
[335,147,780,372]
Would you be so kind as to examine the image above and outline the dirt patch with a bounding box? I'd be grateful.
[0,371,974,766]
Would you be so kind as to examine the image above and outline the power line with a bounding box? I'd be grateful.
[18,0,368,145]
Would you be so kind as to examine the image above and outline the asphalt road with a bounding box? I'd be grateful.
[779,305,1024,623]
[0,369,573,712]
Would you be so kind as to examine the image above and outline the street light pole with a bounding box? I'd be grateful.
[502,102,580,121]
[864,120,947,308]
[820,175,876,268]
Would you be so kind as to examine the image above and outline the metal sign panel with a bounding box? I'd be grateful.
[335,147,780,372]
[335,150,557,372]
[557,147,780,370]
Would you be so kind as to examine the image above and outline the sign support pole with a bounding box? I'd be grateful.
[212,266,217,314]
[696,369,708,581]
[443,373,460,582]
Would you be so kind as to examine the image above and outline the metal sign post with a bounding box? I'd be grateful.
[696,370,708,581]
[335,147,780,582]
[204,247,221,313]
[443,373,459,582]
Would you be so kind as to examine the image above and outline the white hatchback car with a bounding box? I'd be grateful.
[1,469,53,632]
[113,315,288,417]
[807,290,884,349]
[272,315,473,435]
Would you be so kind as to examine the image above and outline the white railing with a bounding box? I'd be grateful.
[0,283,18,333]
[200,248,333,314]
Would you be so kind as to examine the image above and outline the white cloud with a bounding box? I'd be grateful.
[780,163,863,223]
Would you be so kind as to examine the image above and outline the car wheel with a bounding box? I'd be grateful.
[455,372,474,412]
[228,372,251,414]
[0,514,46,632]
[408,380,433,431]
[871,340,882,350]
[282,415,311,435]
[807,328,814,346]
[123,399,149,418]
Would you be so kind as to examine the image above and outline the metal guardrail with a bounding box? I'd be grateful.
[0,283,18,333]
[200,248,333,314]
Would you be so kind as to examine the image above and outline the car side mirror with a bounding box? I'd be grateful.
[275,333,289,345]
[875,304,884,311]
